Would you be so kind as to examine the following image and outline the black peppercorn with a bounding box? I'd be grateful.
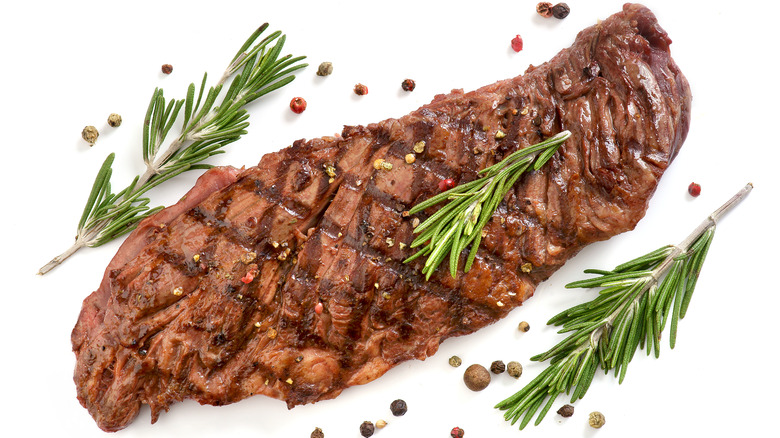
[360,421,375,437]
[390,399,407,416]
[401,78,416,92]
[557,404,574,417]
[490,360,506,374]
[552,3,570,19]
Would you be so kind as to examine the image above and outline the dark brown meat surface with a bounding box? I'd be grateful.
[72,4,691,431]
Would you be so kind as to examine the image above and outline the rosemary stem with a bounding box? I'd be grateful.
[599,183,754,320]
[37,222,104,275]
[497,183,753,428]
[38,25,305,276]
[38,240,86,275]
[576,183,754,366]
[652,182,753,280]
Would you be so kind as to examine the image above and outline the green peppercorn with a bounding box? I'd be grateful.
[449,355,462,367]
[311,426,325,438]
[507,361,523,378]
[107,113,122,128]
[81,125,99,146]
[588,411,605,428]
[316,62,333,76]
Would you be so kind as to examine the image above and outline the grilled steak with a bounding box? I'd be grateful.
[72,4,691,431]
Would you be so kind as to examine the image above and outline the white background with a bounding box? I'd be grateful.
[1,1,778,437]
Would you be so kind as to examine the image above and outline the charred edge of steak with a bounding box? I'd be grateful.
[72,3,691,432]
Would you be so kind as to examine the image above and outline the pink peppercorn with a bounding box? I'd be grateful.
[688,182,701,197]
[314,302,323,314]
[511,35,524,52]
[290,97,307,114]
[241,268,258,284]
[439,178,456,192]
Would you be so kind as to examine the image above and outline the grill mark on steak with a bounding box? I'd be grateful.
[72,4,691,431]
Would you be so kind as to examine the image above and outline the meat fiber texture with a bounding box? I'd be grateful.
[72,4,691,432]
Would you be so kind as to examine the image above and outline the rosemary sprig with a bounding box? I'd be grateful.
[39,24,307,275]
[404,131,571,279]
[495,183,753,429]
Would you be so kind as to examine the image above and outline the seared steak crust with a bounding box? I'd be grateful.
[72,4,691,431]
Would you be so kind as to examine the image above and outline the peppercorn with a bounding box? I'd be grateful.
[107,113,122,128]
[360,421,375,437]
[390,399,407,416]
[405,153,416,164]
[552,3,570,19]
[536,2,554,17]
[448,355,462,367]
[290,97,307,114]
[398,78,415,92]
[557,404,574,418]
[375,419,387,429]
[588,411,605,428]
[490,360,506,374]
[463,364,491,391]
[81,125,99,146]
[511,35,524,52]
[439,178,456,192]
[354,83,368,96]
[450,426,465,438]
[507,361,523,378]
[518,321,530,332]
[688,182,701,197]
[161,64,173,74]
[316,62,333,76]
[311,426,325,438]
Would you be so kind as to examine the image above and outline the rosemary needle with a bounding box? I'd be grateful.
[495,183,753,429]
[404,131,571,279]
[39,25,307,275]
